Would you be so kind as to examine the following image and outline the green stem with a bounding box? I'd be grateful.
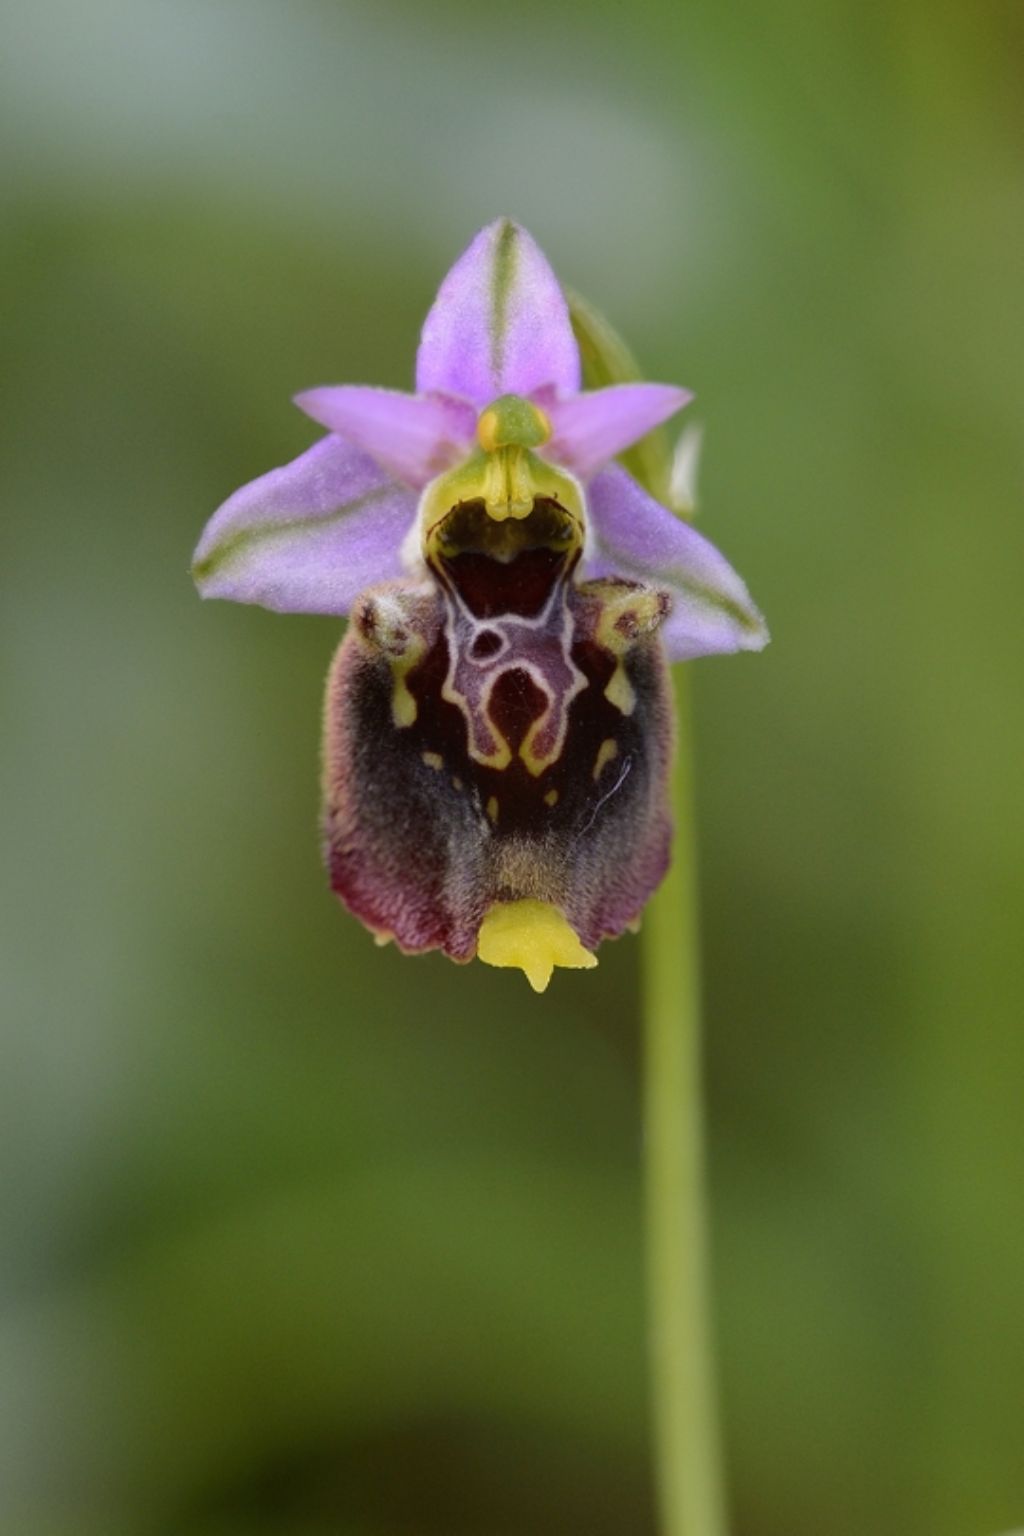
[564,285,727,1536]
[642,666,728,1536]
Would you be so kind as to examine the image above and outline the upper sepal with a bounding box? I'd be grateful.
[583,465,769,661]
[416,219,580,406]
[192,436,418,616]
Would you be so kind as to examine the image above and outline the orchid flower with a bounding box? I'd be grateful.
[193,219,768,990]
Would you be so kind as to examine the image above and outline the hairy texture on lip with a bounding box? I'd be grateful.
[322,572,673,960]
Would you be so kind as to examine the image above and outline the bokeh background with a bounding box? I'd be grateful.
[3,1,1023,1533]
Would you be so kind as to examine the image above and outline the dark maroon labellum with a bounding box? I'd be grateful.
[322,497,673,960]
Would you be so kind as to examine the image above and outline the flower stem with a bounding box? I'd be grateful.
[642,665,728,1536]
[565,285,727,1536]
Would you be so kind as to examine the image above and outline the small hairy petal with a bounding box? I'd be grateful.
[543,383,693,480]
[192,435,418,616]
[293,386,476,488]
[584,465,769,661]
[416,218,580,405]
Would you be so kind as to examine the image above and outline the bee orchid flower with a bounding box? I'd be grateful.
[193,219,768,990]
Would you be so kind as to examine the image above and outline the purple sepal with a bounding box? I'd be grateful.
[584,465,769,661]
[192,436,418,617]
[543,383,692,480]
[415,219,580,406]
[293,386,476,489]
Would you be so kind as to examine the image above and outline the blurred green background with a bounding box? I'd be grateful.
[2,1,1023,1532]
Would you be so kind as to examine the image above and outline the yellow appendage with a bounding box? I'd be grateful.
[477,899,597,993]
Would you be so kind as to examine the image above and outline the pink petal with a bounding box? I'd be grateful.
[192,436,418,616]
[543,383,692,480]
[294,386,476,489]
[416,219,580,406]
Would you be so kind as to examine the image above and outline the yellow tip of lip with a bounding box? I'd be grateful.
[476,899,598,993]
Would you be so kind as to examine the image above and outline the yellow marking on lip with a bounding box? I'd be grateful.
[392,669,419,727]
[518,729,551,776]
[593,738,619,779]
[385,634,427,730]
[604,664,636,716]
[443,700,513,771]
[519,703,576,777]
[544,788,558,807]
[592,585,668,720]
[422,751,443,770]
[486,795,500,824]
[355,591,428,728]
[596,585,669,650]
[477,899,598,994]
[452,776,464,791]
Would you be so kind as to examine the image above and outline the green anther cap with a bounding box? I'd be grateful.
[477,394,552,453]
